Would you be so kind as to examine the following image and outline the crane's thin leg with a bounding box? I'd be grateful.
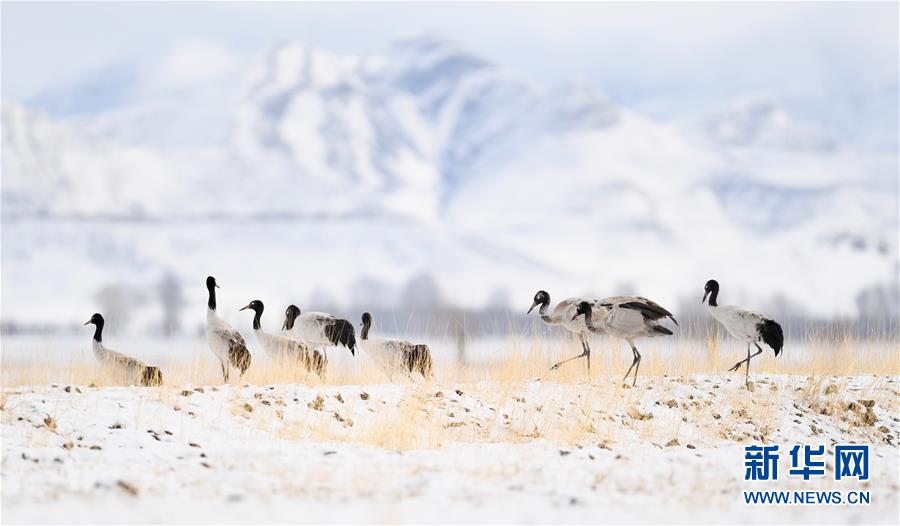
[630,342,642,387]
[220,360,229,383]
[745,345,751,384]
[728,345,763,371]
[748,343,766,383]
[550,350,589,370]
[550,337,590,371]
[728,343,763,384]
[583,336,591,375]
[622,343,638,385]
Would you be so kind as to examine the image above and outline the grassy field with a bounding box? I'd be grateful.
[2,332,898,523]
[3,326,899,386]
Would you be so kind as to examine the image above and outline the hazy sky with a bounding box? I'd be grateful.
[2,2,897,135]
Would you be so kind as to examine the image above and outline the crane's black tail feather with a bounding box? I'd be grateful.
[141,366,163,387]
[230,346,252,375]
[758,319,784,356]
[326,319,357,354]
[652,325,673,336]
[405,345,433,377]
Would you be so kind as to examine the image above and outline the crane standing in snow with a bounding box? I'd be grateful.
[84,313,163,386]
[702,279,784,385]
[282,304,356,358]
[358,312,433,380]
[527,290,603,373]
[570,297,676,386]
[241,300,326,376]
[205,276,252,382]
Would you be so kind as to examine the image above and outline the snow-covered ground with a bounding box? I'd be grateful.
[3,374,897,523]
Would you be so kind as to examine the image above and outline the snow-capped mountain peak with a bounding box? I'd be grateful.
[701,96,837,152]
[2,37,896,323]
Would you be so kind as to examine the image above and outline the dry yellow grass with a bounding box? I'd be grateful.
[3,330,898,451]
[2,329,898,388]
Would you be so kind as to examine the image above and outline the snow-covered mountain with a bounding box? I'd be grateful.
[699,97,837,152]
[2,36,897,329]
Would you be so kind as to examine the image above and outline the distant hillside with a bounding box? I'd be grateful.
[2,36,897,328]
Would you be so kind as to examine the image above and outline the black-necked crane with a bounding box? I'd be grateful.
[571,296,676,386]
[359,312,433,380]
[240,300,326,376]
[702,279,783,385]
[282,304,356,357]
[84,313,163,386]
[527,290,604,372]
[205,276,251,382]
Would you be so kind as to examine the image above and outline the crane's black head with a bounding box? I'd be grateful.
[84,313,105,341]
[84,313,104,326]
[240,300,264,314]
[241,300,264,330]
[206,276,220,310]
[528,290,550,314]
[702,279,720,305]
[360,312,373,340]
[571,301,592,321]
[282,304,301,331]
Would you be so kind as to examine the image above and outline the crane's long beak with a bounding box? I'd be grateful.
[702,290,709,304]
[83,320,92,326]
[281,319,287,331]
[571,313,584,321]
[527,301,539,315]
[239,304,252,311]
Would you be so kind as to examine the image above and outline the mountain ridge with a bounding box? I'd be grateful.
[2,36,897,321]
